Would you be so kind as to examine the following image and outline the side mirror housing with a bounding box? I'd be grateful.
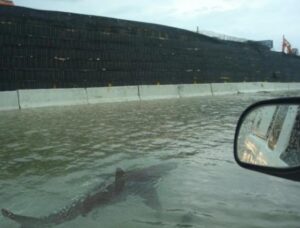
[234,97,300,182]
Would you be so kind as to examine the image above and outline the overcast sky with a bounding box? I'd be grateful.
[14,0,299,51]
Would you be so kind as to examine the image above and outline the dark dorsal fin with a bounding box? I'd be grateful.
[116,168,125,179]
[115,168,125,193]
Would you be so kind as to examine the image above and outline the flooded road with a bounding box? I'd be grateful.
[1,91,300,228]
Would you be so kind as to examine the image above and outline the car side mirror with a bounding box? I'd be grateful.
[234,97,300,182]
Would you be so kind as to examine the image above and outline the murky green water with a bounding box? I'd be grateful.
[1,92,300,228]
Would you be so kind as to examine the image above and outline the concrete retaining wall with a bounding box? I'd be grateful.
[0,91,19,111]
[19,88,88,109]
[139,85,180,100]
[0,82,297,111]
[178,84,212,97]
[87,86,139,104]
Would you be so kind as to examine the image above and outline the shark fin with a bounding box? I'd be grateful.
[115,168,126,193]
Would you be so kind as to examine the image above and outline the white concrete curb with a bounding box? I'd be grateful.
[87,86,140,104]
[0,82,296,111]
[0,91,19,111]
[19,88,88,109]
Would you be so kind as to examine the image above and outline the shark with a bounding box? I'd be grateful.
[1,162,177,228]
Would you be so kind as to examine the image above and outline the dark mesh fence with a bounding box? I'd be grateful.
[0,5,300,91]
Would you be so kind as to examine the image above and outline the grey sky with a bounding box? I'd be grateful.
[14,0,300,51]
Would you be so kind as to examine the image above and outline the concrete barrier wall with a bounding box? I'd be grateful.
[139,85,180,100]
[19,88,88,109]
[235,82,263,93]
[211,82,292,94]
[87,86,139,104]
[211,83,239,95]
[272,82,289,91]
[261,82,289,92]
[289,83,300,91]
[178,84,212,97]
[0,82,296,111]
[0,91,19,111]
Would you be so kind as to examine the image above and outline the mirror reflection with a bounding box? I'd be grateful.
[237,104,300,168]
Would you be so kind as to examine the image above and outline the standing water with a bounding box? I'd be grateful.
[0,92,300,228]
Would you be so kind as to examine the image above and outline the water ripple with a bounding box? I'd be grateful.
[0,91,300,227]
